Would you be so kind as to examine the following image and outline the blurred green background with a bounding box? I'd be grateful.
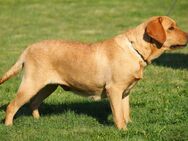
[0,0,188,141]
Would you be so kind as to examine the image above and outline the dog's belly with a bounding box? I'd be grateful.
[60,84,106,100]
[53,51,109,99]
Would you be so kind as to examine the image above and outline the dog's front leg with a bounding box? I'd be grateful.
[122,95,132,124]
[121,81,138,124]
[106,86,126,130]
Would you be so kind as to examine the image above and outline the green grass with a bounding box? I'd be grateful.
[0,0,188,140]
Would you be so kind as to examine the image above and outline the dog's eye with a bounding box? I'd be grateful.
[168,26,174,30]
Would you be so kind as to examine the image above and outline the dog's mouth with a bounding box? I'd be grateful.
[170,44,187,49]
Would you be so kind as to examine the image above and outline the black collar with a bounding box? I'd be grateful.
[129,40,149,65]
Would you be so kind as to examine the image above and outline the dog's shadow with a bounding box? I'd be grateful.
[0,100,113,125]
[154,52,188,69]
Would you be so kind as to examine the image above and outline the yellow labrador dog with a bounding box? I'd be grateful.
[0,16,187,129]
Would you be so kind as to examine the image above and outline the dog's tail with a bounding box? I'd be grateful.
[0,50,26,85]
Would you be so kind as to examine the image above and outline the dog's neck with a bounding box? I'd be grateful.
[126,39,149,65]
[125,24,166,64]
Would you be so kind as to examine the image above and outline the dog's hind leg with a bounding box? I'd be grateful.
[5,77,46,126]
[30,84,58,119]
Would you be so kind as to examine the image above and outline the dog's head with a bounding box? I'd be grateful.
[145,16,188,50]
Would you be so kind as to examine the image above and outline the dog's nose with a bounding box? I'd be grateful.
[186,32,188,45]
[184,32,188,46]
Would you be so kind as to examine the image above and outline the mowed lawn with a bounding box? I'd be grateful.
[0,0,188,140]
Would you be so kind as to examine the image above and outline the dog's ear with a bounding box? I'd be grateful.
[146,17,166,44]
